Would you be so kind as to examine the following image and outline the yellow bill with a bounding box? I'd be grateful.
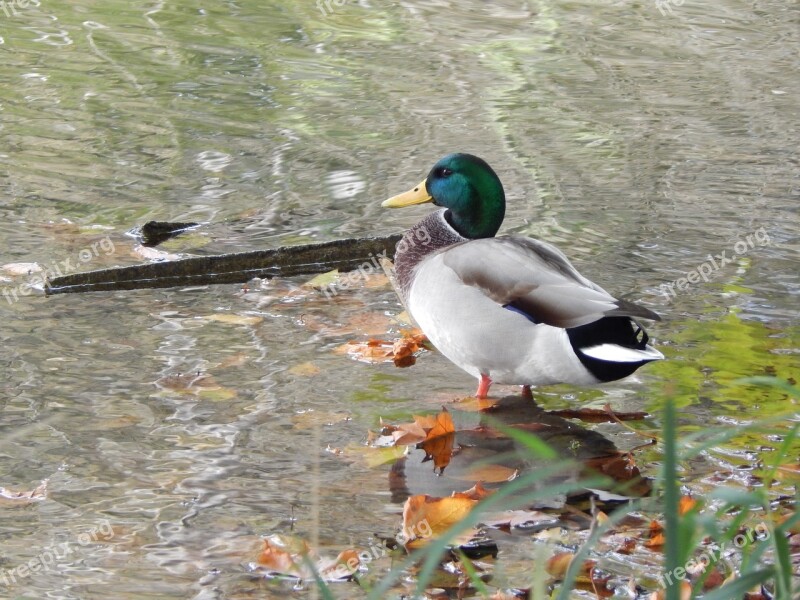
[382,179,432,208]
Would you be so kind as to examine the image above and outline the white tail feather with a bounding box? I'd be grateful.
[581,343,664,363]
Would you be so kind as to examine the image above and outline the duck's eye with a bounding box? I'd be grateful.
[438,168,453,178]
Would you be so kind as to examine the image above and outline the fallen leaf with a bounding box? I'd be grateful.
[545,552,575,579]
[341,443,407,468]
[418,409,457,473]
[451,482,495,501]
[292,410,349,430]
[0,479,48,505]
[288,361,321,377]
[679,495,698,515]
[303,269,339,290]
[1,262,42,276]
[335,329,428,366]
[154,372,237,401]
[335,339,394,363]
[392,421,428,445]
[419,432,456,474]
[201,313,263,326]
[318,548,361,580]
[402,494,478,545]
[256,536,303,576]
[255,535,358,582]
[701,567,725,590]
[392,331,429,367]
[426,409,455,438]
[646,519,665,549]
[649,581,692,600]
[616,538,637,555]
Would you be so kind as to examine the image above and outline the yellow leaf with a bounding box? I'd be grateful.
[303,269,339,289]
[202,314,263,326]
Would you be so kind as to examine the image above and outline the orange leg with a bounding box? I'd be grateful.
[476,374,492,399]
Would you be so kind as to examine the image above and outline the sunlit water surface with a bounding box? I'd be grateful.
[0,0,798,598]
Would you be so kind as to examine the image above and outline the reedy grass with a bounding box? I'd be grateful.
[310,378,798,598]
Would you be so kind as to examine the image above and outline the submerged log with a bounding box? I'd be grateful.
[45,234,402,295]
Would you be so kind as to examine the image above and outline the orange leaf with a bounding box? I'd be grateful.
[413,413,439,431]
[402,494,477,542]
[545,552,575,579]
[392,421,428,445]
[417,409,457,473]
[426,408,455,438]
[419,432,456,473]
[649,581,692,600]
[451,482,495,501]
[257,537,304,575]
[679,495,698,515]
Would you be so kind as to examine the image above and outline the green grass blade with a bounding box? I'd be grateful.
[663,398,681,600]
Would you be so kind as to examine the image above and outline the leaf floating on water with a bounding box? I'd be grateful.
[679,494,699,515]
[419,431,456,474]
[288,361,321,377]
[392,330,429,367]
[0,479,48,505]
[418,408,457,473]
[1,262,42,276]
[401,493,478,548]
[645,520,665,549]
[154,372,237,401]
[341,442,407,468]
[380,409,457,472]
[545,552,576,579]
[256,536,304,576]
[648,581,692,600]
[292,410,350,430]
[335,339,394,363]
[335,329,428,366]
[545,552,610,594]
[254,535,359,582]
[201,313,263,326]
[451,482,495,501]
[391,420,428,445]
[426,408,455,439]
[303,269,340,289]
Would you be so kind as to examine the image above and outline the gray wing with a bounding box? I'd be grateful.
[441,236,660,329]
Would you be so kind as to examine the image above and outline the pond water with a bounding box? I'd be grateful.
[0,0,798,598]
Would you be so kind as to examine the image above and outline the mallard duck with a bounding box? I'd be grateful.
[382,153,663,399]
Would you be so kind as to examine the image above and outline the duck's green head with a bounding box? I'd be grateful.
[382,153,505,239]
